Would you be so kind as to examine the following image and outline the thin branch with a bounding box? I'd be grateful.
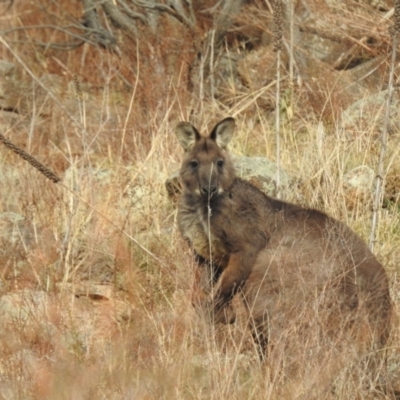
[131,0,196,30]
[369,5,399,251]
[182,0,196,25]
[273,0,283,198]
[118,0,147,24]
[3,39,84,51]
[82,0,117,48]
[101,0,138,37]
[1,24,92,49]
[2,24,88,40]
[170,0,196,26]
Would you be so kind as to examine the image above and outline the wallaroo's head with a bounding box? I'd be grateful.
[175,117,236,200]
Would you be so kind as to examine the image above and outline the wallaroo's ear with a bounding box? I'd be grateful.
[175,122,201,151]
[210,117,235,149]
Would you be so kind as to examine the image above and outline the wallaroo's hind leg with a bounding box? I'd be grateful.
[207,251,257,324]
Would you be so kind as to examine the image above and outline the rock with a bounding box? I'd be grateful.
[63,161,169,225]
[0,109,21,130]
[165,154,293,202]
[237,45,276,91]
[0,288,132,357]
[295,54,368,123]
[0,60,15,76]
[384,171,400,204]
[0,110,40,148]
[60,161,174,283]
[298,30,350,66]
[0,212,33,247]
[0,289,51,326]
[0,212,34,279]
[340,90,400,133]
[59,282,116,301]
[232,154,291,196]
[344,165,375,191]
[227,1,393,123]
[236,45,277,110]
[0,348,39,398]
[0,60,18,111]
[190,50,243,102]
[343,165,375,209]
[0,63,67,116]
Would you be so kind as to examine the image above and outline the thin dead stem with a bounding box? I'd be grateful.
[369,6,399,250]
[273,0,283,198]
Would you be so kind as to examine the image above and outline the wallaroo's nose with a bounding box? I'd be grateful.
[201,185,217,197]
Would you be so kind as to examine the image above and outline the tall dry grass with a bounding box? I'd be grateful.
[1,73,399,399]
[0,1,400,399]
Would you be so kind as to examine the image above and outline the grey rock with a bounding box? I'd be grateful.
[0,60,15,77]
[232,154,291,196]
[166,154,293,202]
[0,212,34,278]
[0,289,53,327]
[343,166,375,191]
[343,166,375,209]
[0,212,34,249]
[0,60,20,112]
[341,90,400,133]
[0,288,132,359]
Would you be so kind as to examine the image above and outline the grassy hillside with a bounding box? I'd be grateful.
[0,0,399,398]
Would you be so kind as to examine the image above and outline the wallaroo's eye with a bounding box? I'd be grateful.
[216,159,224,168]
[190,160,199,169]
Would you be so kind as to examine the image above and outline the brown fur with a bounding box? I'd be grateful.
[175,117,392,363]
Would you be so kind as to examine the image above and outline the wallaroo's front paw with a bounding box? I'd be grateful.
[203,300,236,325]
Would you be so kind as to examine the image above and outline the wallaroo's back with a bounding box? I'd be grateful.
[174,117,392,378]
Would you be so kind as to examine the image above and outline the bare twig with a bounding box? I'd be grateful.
[1,24,88,50]
[131,0,196,30]
[273,0,283,198]
[2,24,88,41]
[118,0,147,24]
[288,0,294,91]
[209,29,216,100]
[101,0,138,37]
[369,2,400,251]
[82,0,117,48]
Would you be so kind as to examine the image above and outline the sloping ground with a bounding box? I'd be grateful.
[0,0,399,398]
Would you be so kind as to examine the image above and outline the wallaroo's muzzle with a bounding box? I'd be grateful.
[201,185,218,197]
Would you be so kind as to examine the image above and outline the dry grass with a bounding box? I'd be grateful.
[0,2,400,399]
[1,77,399,399]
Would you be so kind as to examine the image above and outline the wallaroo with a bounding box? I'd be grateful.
[174,117,392,370]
